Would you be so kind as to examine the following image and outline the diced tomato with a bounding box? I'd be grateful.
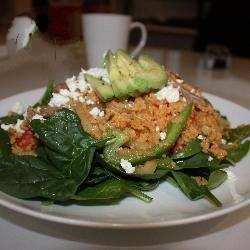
[16,129,37,149]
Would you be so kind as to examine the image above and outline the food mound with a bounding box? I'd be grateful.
[0,50,249,207]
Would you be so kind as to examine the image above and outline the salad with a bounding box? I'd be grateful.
[0,50,249,207]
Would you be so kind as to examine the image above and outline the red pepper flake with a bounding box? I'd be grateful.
[16,129,37,150]
[191,113,196,123]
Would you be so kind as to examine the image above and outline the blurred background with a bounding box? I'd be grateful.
[0,0,250,57]
[0,0,249,108]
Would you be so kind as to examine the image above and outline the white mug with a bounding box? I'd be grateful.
[82,14,147,67]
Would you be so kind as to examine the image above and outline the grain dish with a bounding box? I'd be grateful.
[0,50,249,207]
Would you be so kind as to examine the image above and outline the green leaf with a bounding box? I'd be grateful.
[175,152,210,169]
[0,114,23,125]
[226,140,250,164]
[171,139,202,159]
[73,178,152,205]
[33,80,54,107]
[0,109,98,201]
[31,109,96,181]
[85,166,112,185]
[208,170,227,190]
[0,128,10,158]
[204,188,222,207]
[171,171,205,200]
[0,155,77,201]
[228,124,250,143]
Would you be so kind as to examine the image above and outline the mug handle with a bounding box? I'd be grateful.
[130,22,147,57]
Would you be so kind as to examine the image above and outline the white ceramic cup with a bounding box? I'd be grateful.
[82,13,147,67]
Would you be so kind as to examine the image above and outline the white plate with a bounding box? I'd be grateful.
[0,88,249,229]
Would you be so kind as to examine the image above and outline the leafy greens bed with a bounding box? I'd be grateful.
[0,82,249,208]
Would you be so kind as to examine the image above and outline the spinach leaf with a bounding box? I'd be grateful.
[171,171,222,206]
[0,109,98,201]
[228,124,250,143]
[0,128,10,158]
[171,171,205,200]
[31,108,96,182]
[226,140,250,164]
[85,166,112,185]
[0,114,23,125]
[175,151,231,170]
[171,139,201,159]
[175,152,210,169]
[208,170,227,190]
[128,179,159,191]
[73,178,152,205]
[33,80,54,107]
[0,155,77,201]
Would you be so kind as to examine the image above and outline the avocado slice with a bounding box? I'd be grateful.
[115,50,149,96]
[106,51,130,99]
[85,74,114,101]
[138,54,167,90]
[89,50,168,101]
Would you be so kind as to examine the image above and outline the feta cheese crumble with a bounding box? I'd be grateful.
[11,101,23,114]
[155,84,180,103]
[120,159,135,174]
[197,134,204,140]
[1,119,24,133]
[89,107,105,118]
[31,114,45,121]
[160,132,166,140]
[86,99,95,105]
[176,78,184,84]
[208,156,213,162]
[48,93,70,107]
[221,139,227,144]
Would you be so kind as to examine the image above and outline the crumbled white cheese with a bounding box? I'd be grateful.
[160,132,166,140]
[65,76,78,92]
[221,139,227,145]
[176,78,184,84]
[66,74,91,93]
[78,71,92,92]
[78,96,85,103]
[84,67,110,84]
[155,126,160,132]
[99,111,105,117]
[1,119,24,133]
[197,134,204,140]
[89,107,104,117]
[59,89,80,101]
[31,114,45,121]
[120,159,135,174]
[155,84,180,103]
[208,156,213,162]
[86,99,95,105]
[48,93,70,107]
[190,88,195,93]
[11,101,23,115]
[127,103,134,108]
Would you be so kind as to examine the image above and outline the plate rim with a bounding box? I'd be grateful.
[0,87,249,229]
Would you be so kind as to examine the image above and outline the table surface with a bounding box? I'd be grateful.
[0,44,249,250]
